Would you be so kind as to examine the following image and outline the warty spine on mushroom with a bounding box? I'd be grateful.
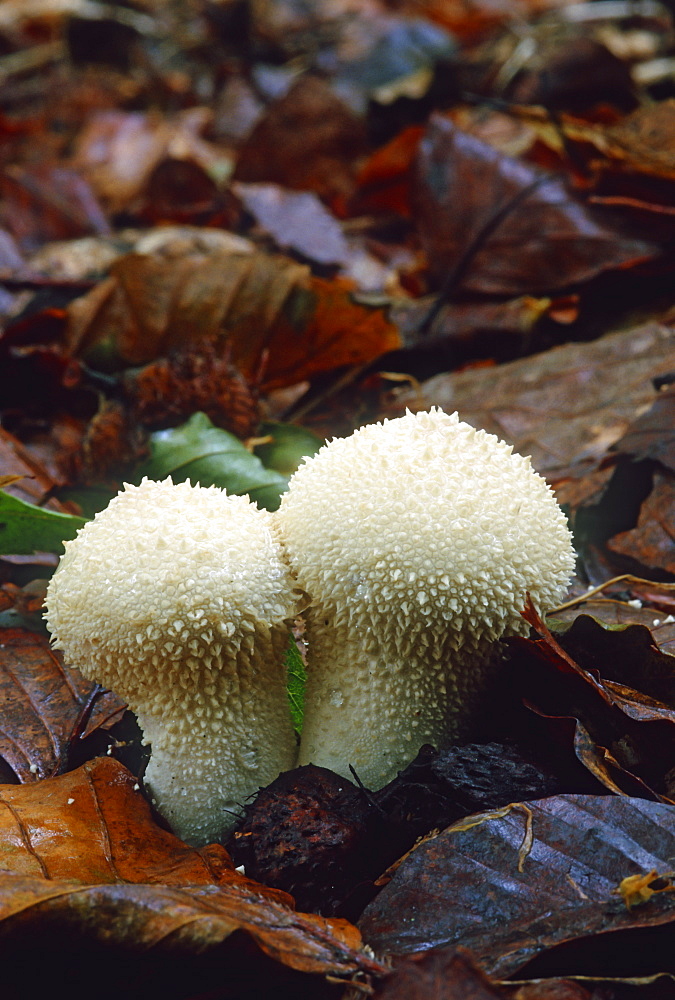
[275,408,575,790]
[45,477,303,847]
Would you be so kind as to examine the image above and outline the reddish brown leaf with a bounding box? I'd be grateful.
[72,108,227,215]
[0,757,385,978]
[524,101,675,238]
[0,427,67,509]
[65,249,400,390]
[0,165,109,251]
[608,470,675,575]
[414,115,656,295]
[234,76,367,212]
[0,628,125,782]
[372,948,508,999]
[566,99,675,182]
[354,125,424,218]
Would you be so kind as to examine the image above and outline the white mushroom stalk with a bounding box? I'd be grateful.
[45,478,302,846]
[276,408,575,790]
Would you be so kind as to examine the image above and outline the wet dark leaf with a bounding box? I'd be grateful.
[372,948,508,999]
[552,614,675,708]
[607,471,675,575]
[611,383,675,473]
[392,322,675,506]
[414,115,656,295]
[359,793,675,977]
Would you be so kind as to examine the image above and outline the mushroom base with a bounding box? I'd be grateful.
[140,706,298,847]
[297,618,504,790]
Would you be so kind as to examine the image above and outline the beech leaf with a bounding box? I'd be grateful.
[359,793,675,978]
[137,412,289,511]
[0,628,125,783]
[285,637,307,733]
[253,421,323,477]
[414,114,656,295]
[0,757,384,979]
[0,490,86,556]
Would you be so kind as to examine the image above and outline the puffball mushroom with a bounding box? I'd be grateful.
[45,478,301,847]
[276,408,575,790]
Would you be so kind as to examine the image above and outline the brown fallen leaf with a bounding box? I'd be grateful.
[0,426,74,509]
[71,108,228,215]
[359,793,675,978]
[65,249,401,390]
[371,947,509,999]
[531,98,675,185]
[391,322,675,507]
[607,470,675,576]
[413,114,657,296]
[520,99,675,240]
[553,597,675,658]
[511,602,675,800]
[552,611,675,692]
[0,627,125,782]
[505,36,636,113]
[611,382,675,473]
[234,76,367,211]
[0,164,110,251]
[353,125,425,218]
[0,757,385,979]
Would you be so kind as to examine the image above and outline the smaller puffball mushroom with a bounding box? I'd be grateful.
[45,478,302,846]
[276,408,575,790]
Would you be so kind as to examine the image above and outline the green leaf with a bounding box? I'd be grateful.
[0,491,87,555]
[55,487,118,520]
[137,412,290,511]
[253,421,323,477]
[285,636,306,733]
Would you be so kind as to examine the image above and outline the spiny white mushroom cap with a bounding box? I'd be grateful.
[45,477,302,846]
[276,408,575,789]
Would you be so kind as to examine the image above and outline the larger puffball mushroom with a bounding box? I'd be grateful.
[276,408,575,790]
[46,478,302,846]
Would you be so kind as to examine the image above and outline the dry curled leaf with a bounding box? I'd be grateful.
[0,757,385,980]
[0,628,125,782]
[65,249,400,390]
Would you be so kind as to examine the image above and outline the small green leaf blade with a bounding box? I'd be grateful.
[285,636,306,733]
[0,491,87,555]
[137,412,289,511]
[253,421,323,476]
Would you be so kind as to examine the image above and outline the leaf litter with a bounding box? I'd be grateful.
[1,0,675,996]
